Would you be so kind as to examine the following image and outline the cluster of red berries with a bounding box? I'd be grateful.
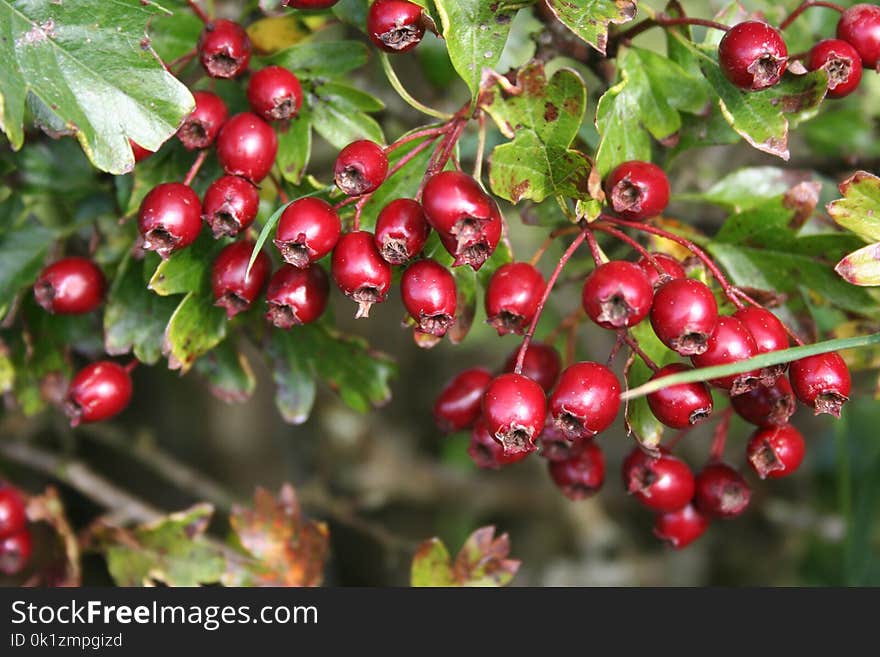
[0,484,30,576]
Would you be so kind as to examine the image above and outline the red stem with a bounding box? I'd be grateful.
[732,288,805,346]
[779,1,845,31]
[124,359,139,374]
[529,226,581,267]
[182,150,208,187]
[622,331,659,372]
[168,48,197,74]
[187,0,210,23]
[583,226,604,266]
[615,14,729,43]
[607,331,626,367]
[591,223,665,275]
[384,126,448,153]
[269,173,290,205]
[709,408,733,462]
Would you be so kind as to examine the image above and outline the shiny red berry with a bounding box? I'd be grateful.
[548,440,605,500]
[733,306,789,382]
[138,183,202,259]
[694,463,751,519]
[178,90,228,150]
[646,363,713,429]
[332,231,392,319]
[247,66,303,121]
[503,342,562,393]
[216,112,278,183]
[650,278,718,356]
[198,19,251,79]
[549,362,621,440]
[211,241,271,319]
[265,264,330,328]
[807,39,863,99]
[367,0,425,53]
[34,257,106,315]
[605,161,670,220]
[691,316,760,395]
[401,258,457,337]
[747,424,805,479]
[538,420,584,462]
[334,140,389,196]
[718,21,788,91]
[0,530,32,575]
[64,361,133,427]
[283,0,339,7]
[789,351,851,417]
[274,197,342,268]
[202,175,259,238]
[433,367,492,432]
[837,3,880,68]
[374,198,430,264]
[485,262,545,336]
[731,376,796,427]
[130,140,153,163]
[468,419,531,469]
[0,487,27,540]
[482,373,546,456]
[637,252,686,289]
[623,448,695,512]
[653,504,709,549]
[582,260,653,329]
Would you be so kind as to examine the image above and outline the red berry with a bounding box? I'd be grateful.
[367,0,425,53]
[538,420,584,462]
[485,262,545,336]
[400,258,457,337]
[731,376,796,427]
[789,351,851,417]
[807,39,863,99]
[718,20,788,91]
[653,504,709,549]
[374,198,430,264]
[0,530,32,575]
[468,419,531,469]
[837,3,880,68]
[130,140,153,163]
[332,231,392,319]
[733,306,789,382]
[548,440,605,500]
[34,257,106,315]
[265,264,330,328]
[694,463,751,518]
[433,367,492,432]
[283,0,339,7]
[0,487,27,540]
[636,253,686,289]
[746,424,805,480]
[178,90,228,150]
[64,361,133,427]
[421,171,502,271]
[211,241,271,319]
[548,362,621,440]
[198,19,251,79]
[202,175,259,238]
[605,161,670,220]
[650,278,718,356]
[247,66,303,121]
[622,448,695,512]
[334,140,389,196]
[216,112,278,183]
[582,260,653,329]
[274,197,342,268]
[138,183,202,259]
[503,342,562,393]
[691,316,760,395]
[646,363,714,429]
[482,373,546,456]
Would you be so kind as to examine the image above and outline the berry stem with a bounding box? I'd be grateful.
[181,150,208,187]
[425,118,467,180]
[124,359,139,374]
[621,331,659,372]
[607,330,626,367]
[591,223,665,275]
[269,172,290,204]
[583,226,606,266]
[529,226,580,267]
[168,48,197,74]
[384,125,448,154]
[779,1,845,32]
[379,52,454,121]
[187,0,210,23]
[614,14,729,44]
[732,288,805,346]
[708,408,733,462]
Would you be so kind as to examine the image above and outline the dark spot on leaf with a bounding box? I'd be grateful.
[510,179,531,202]
[543,102,559,122]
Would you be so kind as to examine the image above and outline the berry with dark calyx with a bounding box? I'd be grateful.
[0,530,32,576]
[538,420,584,462]
[202,175,259,238]
[503,342,562,393]
[691,316,760,395]
[482,373,546,456]
[0,487,27,539]
[622,448,695,513]
[367,0,426,54]
[433,368,492,432]
[637,253,686,289]
[807,39,863,99]
[468,419,531,469]
[400,258,457,337]
[746,424,806,480]
[733,306,789,383]
[274,198,342,268]
[374,198,430,264]
[650,278,718,356]
[789,351,851,417]
[283,0,339,8]
[332,231,392,319]
[178,90,228,150]
[265,264,330,328]
[694,463,751,519]
[549,440,606,500]
[837,3,880,69]
[247,66,303,121]
[421,171,502,271]
[646,363,714,429]
[64,361,133,427]
[211,241,271,319]
[130,140,153,163]
[605,161,670,221]
[34,257,106,315]
[548,362,621,440]
[485,262,545,336]
[582,260,653,329]
[653,504,709,550]
[198,19,251,79]
[718,20,788,91]
[216,112,278,183]
[334,140,389,196]
[138,183,202,259]
[731,376,796,427]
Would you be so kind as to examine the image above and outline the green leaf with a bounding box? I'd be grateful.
[828,171,880,244]
[410,538,456,587]
[448,266,477,345]
[147,0,203,63]
[692,166,813,211]
[163,291,227,372]
[411,526,520,587]
[149,233,225,297]
[310,81,384,149]
[0,0,194,174]
[276,111,312,185]
[625,322,672,450]
[544,0,636,54]
[267,330,318,425]
[836,243,880,286]
[267,39,369,79]
[194,340,257,404]
[0,219,53,319]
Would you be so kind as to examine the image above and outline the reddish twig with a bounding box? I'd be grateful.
[187,0,210,23]
[614,14,729,44]
[732,289,805,346]
[168,48,197,74]
[182,150,208,187]
[269,172,290,204]
[709,408,733,462]
[622,331,659,372]
[583,226,605,266]
[779,1,845,31]
[384,125,448,154]
[529,226,581,267]
[591,223,664,275]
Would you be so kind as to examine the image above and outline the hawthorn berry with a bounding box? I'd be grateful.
[694,463,751,519]
[622,448,695,513]
[733,306,789,382]
[130,140,153,163]
[503,342,562,393]
[202,175,260,238]
[468,419,531,469]
[650,278,718,356]
[582,260,653,329]
[691,316,760,395]
[433,367,493,432]
[334,140,389,196]
[718,20,788,91]
[374,198,430,264]
[637,253,686,289]
[198,19,251,79]
[605,161,670,221]
[178,90,228,150]
[34,257,106,315]
[0,487,27,540]
[247,66,303,121]
[367,0,426,54]
[211,241,271,319]
[332,231,392,319]
[64,361,133,427]
[538,420,584,462]
[481,373,546,456]
[485,262,545,335]
[731,376,796,427]
[274,198,342,268]
[548,440,606,500]
[265,264,330,328]
[400,258,457,337]
[216,112,278,183]
[548,362,621,440]
[653,504,709,549]
[807,39,863,99]
[138,183,202,259]
[646,363,714,429]
[746,424,806,480]
[283,0,339,8]
[0,530,32,576]
[789,351,851,417]
[837,3,880,69]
